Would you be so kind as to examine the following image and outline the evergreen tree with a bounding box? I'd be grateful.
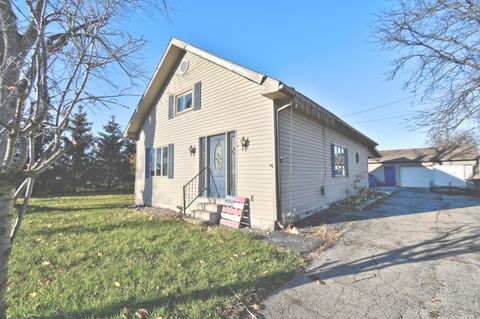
[95,116,124,191]
[66,106,94,192]
[121,138,136,190]
[33,115,66,194]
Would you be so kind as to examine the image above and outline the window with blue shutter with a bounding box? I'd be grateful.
[344,149,349,177]
[168,143,174,179]
[331,144,347,177]
[194,81,201,110]
[149,148,155,177]
[145,148,150,178]
[162,146,168,176]
[156,148,162,176]
[168,95,174,119]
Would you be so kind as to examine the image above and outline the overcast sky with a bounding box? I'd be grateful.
[89,0,429,150]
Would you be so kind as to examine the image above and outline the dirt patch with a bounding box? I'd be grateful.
[302,225,340,243]
[127,205,182,218]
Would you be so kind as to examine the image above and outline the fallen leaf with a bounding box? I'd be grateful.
[251,303,260,311]
[29,291,37,298]
[135,308,149,319]
[114,281,121,288]
[286,226,300,235]
[41,261,51,266]
[38,278,52,286]
[121,307,130,318]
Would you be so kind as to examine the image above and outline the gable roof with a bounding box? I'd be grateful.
[124,38,380,156]
[370,144,479,163]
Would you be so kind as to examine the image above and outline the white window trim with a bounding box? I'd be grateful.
[152,146,169,177]
[155,148,162,177]
[333,144,347,177]
[162,146,168,177]
[149,148,156,177]
[174,88,194,116]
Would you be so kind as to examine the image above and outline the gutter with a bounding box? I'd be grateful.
[274,102,293,225]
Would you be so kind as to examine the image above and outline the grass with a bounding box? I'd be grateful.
[9,194,303,318]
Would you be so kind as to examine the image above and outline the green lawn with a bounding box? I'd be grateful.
[9,194,302,318]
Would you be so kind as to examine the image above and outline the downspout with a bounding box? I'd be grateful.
[274,101,293,227]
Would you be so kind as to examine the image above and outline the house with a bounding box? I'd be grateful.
[368,145,480,188]
[124,38,380,229]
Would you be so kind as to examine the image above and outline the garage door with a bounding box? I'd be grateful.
[400,167,432,187]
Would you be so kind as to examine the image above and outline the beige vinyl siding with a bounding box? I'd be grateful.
[135,51,276,227]
[279,109,370,219]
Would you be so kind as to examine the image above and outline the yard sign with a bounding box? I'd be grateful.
[219,195,249,228]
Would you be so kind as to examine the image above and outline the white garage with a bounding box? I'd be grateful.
[399,165,471,187]
[368,145,479,189]
[400,167,432,187]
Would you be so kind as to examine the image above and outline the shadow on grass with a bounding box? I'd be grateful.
[25,204,128,214]
[30,216,181,237]
[32,190,133,198]
[43,270,294,319]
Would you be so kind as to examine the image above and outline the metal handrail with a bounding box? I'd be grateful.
[209,168,221,198]
[182,166,221,217]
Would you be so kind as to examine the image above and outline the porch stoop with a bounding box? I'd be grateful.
[185,197,224,224]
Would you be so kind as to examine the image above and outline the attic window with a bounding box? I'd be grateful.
[176,90,193,113]
[179,59,189,74]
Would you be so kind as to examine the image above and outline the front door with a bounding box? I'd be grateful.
[384,166,396,186]
[209,134,226,197]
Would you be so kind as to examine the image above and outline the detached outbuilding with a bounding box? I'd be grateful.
[124,38,380,229]
[368,145,480,188]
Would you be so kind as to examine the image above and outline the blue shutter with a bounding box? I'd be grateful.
[344,149,349,177]
[194,81,202,110]
[168,143,174,179]
[168,94,174,119]
[145,148,150,178]
[330,144,335,177]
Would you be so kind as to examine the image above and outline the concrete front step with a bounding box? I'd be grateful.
[196,197,225,205]
[196,202,222,213]
[185,197,224,224]
[186,210,220,224]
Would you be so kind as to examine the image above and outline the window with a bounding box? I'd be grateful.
[156,148,162,176]
[355,152,359,164]
[149,148,155,177]
[162,146,168,176]
[333,145,347,176]
[176,90,193,113]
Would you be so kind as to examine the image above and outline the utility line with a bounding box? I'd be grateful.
[349,113,410,125]
[340,96,414,118]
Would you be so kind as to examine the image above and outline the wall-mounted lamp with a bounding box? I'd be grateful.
[241,136,250,150]
[189,145,196,155]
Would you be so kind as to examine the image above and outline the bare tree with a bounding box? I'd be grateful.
[431,129,479,148]
[0,0,166,316]
[374,0,480,139]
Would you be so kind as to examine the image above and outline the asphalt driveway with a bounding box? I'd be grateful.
[260,188,480,319]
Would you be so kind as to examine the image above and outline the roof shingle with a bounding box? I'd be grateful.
[370,144,479,163]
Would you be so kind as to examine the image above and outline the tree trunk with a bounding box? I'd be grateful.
[0,182,14,318]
